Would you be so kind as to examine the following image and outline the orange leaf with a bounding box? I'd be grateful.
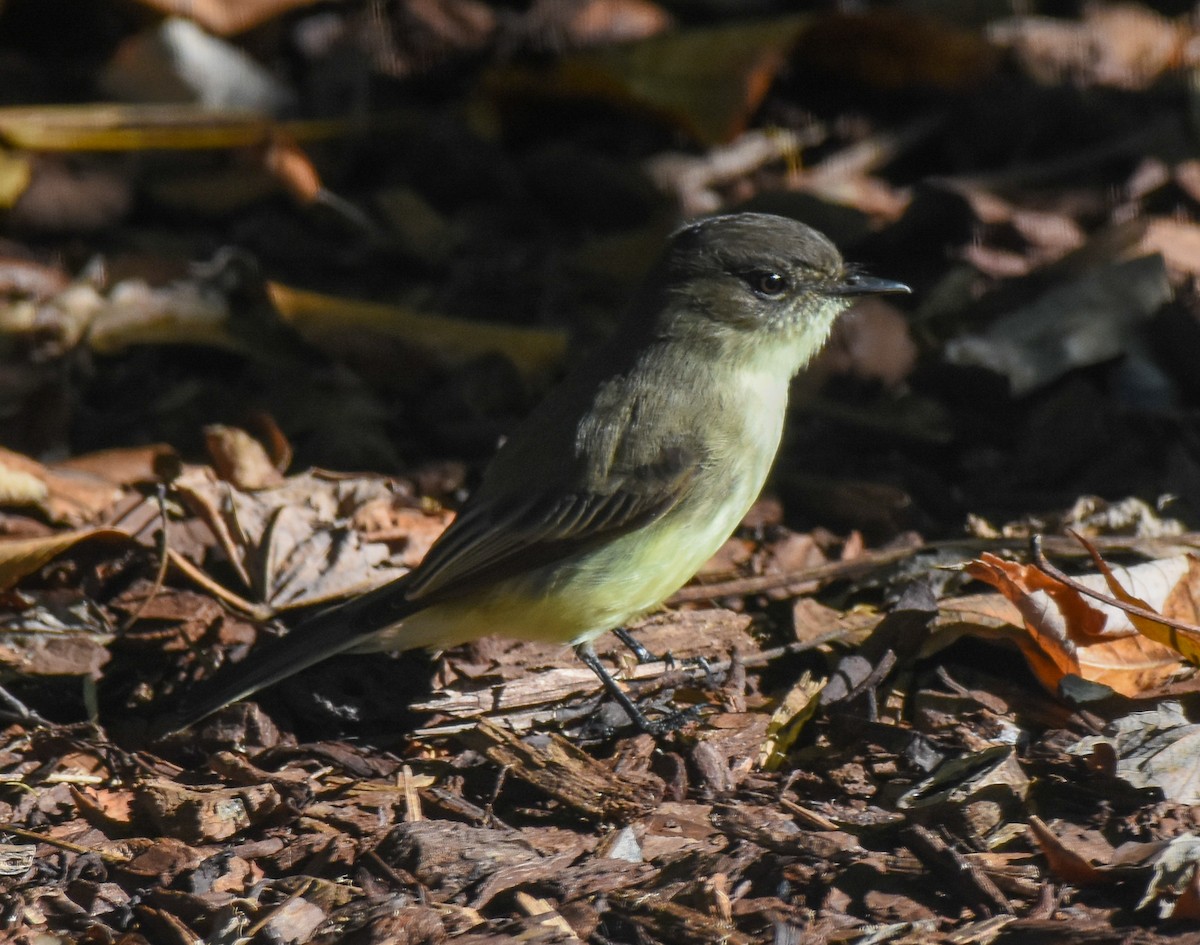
[1072,531,1200,665]
[1027,816,1112,885]
[966,553,1184,697]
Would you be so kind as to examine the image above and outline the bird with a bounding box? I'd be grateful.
[160,212,909,735]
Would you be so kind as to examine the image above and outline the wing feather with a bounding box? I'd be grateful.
[404,449,701,603]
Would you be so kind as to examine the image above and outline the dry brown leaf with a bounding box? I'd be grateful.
[947,182,1087,277]
[1139,217,1200,282]
[55,445,176,486]
[481,15,812,145]
[204,424,284,490]
[351,501,454,568]
[130,0,323,36]
[268,282,567,387]
[792,598,875,646]
[1027,816,1112,884]
[0,528,135,592]
[964,553,1190,697]
[173,466,415,610]
[263,136,323,204]
[758,530,827,599]
[70,787,135,832]
[795,9,999,91]
[0,445,174,526]
[1073,534,1200,666]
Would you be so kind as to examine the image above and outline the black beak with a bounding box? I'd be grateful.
[832,272,911,296]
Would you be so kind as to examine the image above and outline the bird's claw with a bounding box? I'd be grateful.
[633,702,708,737]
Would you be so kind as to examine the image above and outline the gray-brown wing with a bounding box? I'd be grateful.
[404,445,701,603]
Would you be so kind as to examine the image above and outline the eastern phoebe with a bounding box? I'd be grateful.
[162,213,909,734]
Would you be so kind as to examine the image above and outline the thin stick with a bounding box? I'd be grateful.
[1031,534,1200,638]
[668,537,921,604]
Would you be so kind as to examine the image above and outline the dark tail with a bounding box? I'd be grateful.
[153,577,420,736]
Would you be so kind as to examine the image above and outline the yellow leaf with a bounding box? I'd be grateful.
[0,104,348,152]
[0,529,134,592]
[268,282,567,386]
[0,149,32,208]
[1074,532,1200,666]
[757,671,824,771]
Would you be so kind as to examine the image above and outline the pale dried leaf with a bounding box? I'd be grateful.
[173,467,413,610]
[1071,703,1200,805]
[204,425,284,490]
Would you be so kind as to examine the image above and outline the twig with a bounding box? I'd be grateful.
[0,685,48,726]
[166,548,274,620]
[667,536,921,604]
[118,485,172,633]
[0,823,127,864]
[1031,534,1200,639]
[904,824,1013,917]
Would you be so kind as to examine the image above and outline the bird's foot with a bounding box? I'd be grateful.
[576,641,711,739]
[632,702,706,736]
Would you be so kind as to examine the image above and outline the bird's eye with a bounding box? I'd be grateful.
[746,270,789,297]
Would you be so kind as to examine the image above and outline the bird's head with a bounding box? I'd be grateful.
[645,213,909,369]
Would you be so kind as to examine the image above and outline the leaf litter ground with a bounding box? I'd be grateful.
[6,1,1200,942]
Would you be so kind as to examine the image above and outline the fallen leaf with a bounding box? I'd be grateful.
[129,0,325,36]
[173,466,415,610]
[0,529,135,592]
[795,9,999,92]
[1027,816,1112,884]
[757,672,824,772]
[268,282,567,387]
[963,554,1189,697]
[481,15,813,144]
[204,424,285,490]
[1070,702,1200,805]
[1075,533,1200,665]
[989,4,1189,90]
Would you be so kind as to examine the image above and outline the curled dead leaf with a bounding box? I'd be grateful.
[963,552,1189,697]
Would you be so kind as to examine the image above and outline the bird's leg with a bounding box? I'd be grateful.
[612,628,673,667]
[574,642,698,736]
